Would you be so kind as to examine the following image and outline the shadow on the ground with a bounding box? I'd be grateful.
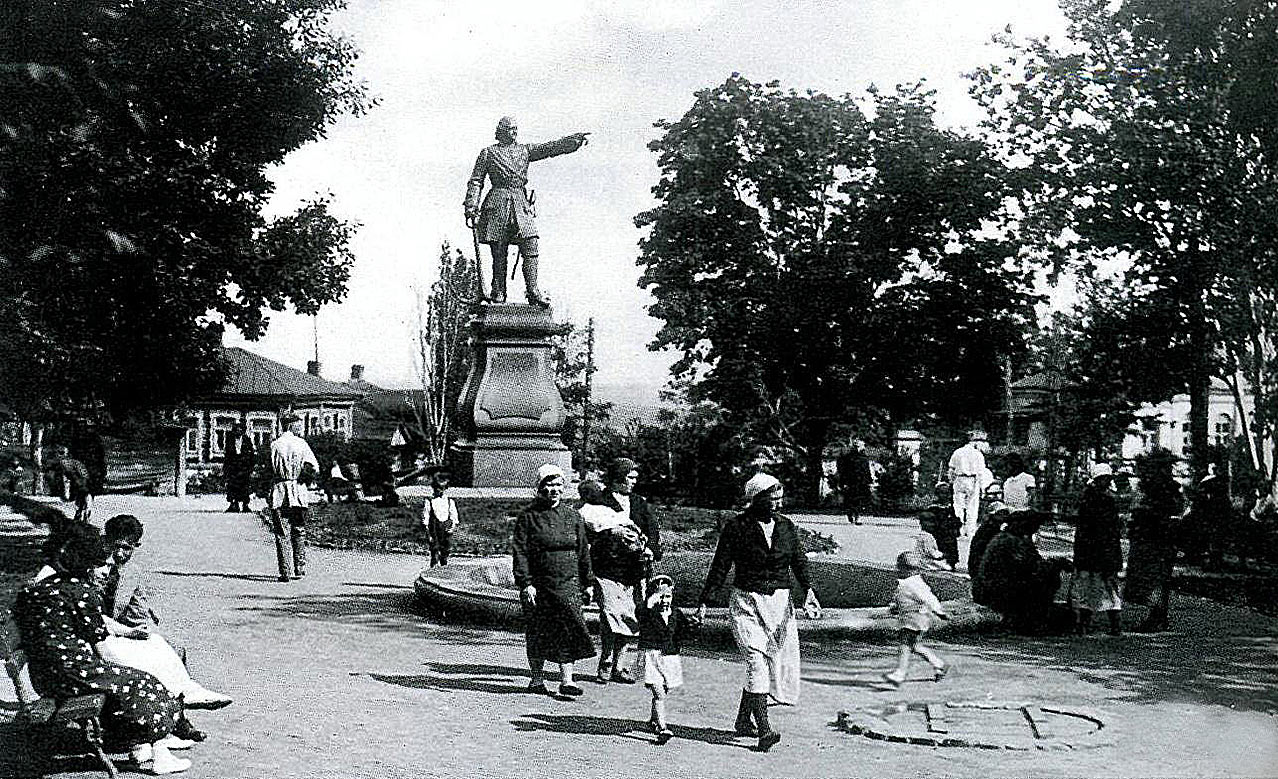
[805,595,1278,714]
[156,569,282,583]
[369,671,531,696]
[231,590,525,647]
[510,712,747,748]
[369,663,614,696]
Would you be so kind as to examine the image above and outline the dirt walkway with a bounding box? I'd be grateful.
[2,496,1275,778]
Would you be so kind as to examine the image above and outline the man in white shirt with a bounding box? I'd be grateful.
[947,430,989,537]
[268,414,319,582]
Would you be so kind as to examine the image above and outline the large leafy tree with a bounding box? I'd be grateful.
[0,0,370,423]
[971,0,1278,484]
[636,75,1037,499]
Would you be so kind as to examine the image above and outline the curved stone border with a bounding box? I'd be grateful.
[413,557,1001,638]
[836,701,1114,750]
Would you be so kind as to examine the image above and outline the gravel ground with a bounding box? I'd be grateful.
[1,495,1275,778]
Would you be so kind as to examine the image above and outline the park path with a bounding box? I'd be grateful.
[2,495,1275,779]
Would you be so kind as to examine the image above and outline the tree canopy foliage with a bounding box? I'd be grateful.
[0,0,371,421]
[636,74,1038,497]
[971,0,1278,483]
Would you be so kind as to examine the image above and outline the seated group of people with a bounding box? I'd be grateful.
[12,514,232,774]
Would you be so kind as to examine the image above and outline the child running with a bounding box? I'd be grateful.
[883,551,950,687]
[636,573,699,744]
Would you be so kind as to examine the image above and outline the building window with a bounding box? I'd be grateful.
[325,414,333,430]
[185,428,200,454]
[251,419,273,450]
[212,415,237,456]
[1214,414,1234,447]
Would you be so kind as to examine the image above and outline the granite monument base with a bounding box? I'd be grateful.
[450,303,572,488]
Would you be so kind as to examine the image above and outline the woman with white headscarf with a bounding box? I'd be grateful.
[1069,463,1125,636]
[512,464,596,697]
[696,473,816,753]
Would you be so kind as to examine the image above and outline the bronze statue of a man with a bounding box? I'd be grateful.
[464,116,589,306]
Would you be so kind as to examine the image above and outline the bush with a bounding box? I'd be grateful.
[876,449,916,510]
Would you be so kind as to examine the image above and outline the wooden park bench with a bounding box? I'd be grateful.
[2,613,117,778]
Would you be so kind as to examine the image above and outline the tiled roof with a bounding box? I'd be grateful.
[213,347,364,401]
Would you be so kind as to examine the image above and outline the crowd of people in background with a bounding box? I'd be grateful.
[8,413,1278,767]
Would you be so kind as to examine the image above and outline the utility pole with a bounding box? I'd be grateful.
[580,318,595,472]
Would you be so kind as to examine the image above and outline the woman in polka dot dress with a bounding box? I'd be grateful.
[14,523,190,773]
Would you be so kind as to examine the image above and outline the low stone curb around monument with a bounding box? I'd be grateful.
[413,555,1003,639]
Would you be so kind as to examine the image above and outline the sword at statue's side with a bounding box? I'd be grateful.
[466,214,487,303]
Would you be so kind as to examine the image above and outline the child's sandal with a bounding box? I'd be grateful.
[656,728,674,745]
[881,672,903,688]
[933,663,949,681]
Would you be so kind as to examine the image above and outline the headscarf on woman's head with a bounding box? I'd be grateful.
[536,463,564,487]
[53,522,108,574]
[606,457,638,486]
[743,472,781,507]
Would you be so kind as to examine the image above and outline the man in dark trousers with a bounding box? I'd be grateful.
[836,439,874,524]
[223,420,255,512]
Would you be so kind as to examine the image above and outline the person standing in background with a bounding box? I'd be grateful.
[947,430,989,537]
[267,414,319,583]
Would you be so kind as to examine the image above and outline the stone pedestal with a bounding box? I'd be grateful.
[450,304,573,487]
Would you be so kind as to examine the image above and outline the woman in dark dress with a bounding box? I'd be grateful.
[512,464,596,697]
[14,523,189,773]
[1069,465,1125,636]
[1124,451,1184,632]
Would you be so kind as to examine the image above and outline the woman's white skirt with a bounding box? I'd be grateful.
[97,633,197,696]
[594,577,638,636]
[729,587,800,705]
[1068,571,1123,611]
[639,649,683,690]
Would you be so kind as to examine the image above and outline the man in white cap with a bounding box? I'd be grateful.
[947,430,989,537]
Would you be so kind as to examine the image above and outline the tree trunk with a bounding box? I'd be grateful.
[1188,295,1212,484]
[800,423,829,508]
[29,423,44,495]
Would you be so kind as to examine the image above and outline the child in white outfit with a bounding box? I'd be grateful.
[636,574,699,744]
[883,551,950,687]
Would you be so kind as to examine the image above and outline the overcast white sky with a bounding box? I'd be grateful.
[225,0,1068,402]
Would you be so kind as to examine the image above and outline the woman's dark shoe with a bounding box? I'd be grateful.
[755,730,782,752]
[734,691,758,736]
[559,683,584,697]
[609,669,637,684]
[172,717,206,742]
[527,681,550,695]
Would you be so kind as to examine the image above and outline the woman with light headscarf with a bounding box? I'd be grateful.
[1069,464,1125,636]
[512,464,596,697]
[696,473,818,753]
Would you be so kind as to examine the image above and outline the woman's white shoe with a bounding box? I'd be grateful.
[147,744,192,775]
[181,685,233,709]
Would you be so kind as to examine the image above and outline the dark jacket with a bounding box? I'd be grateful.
[1073,485,1123,573]
[699,508,811,603]
[512,500,595,593]
[636,604,697,655]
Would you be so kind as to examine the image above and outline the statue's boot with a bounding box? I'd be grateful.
[522,255,550,308]
[491,251,508,303]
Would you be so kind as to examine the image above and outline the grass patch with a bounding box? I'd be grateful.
[305,498,838,558]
